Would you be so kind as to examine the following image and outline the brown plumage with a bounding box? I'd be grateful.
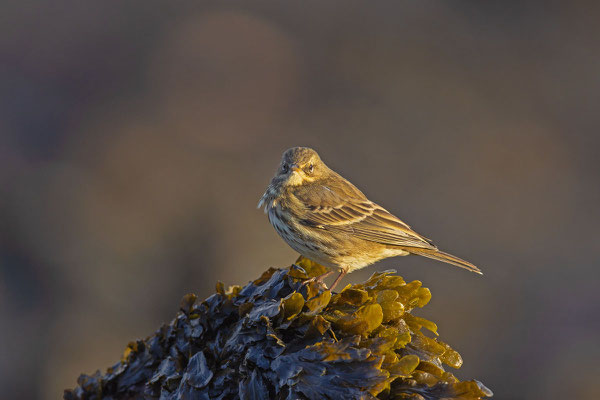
[259,147,482,290]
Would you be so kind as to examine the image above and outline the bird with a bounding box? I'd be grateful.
[258,147,482,291]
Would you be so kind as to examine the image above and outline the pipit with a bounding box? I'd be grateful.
[259,147,482,290]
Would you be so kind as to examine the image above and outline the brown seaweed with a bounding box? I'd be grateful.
[65,257,492,400]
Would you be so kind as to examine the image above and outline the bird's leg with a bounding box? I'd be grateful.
[315,270,335,282]
[301,270,334,287]
[329,269,347,292]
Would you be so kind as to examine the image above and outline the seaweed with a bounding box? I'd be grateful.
[65,257,492,399]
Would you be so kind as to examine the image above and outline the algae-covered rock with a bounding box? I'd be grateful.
[64,257,492,399]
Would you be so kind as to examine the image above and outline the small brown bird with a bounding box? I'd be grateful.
[259,147,482,290]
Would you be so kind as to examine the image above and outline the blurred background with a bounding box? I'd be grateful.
[1,1,599,399]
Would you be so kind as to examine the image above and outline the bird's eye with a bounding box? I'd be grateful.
[282,163,289,173]
[308,163,314,173]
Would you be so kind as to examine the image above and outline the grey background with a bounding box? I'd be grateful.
[1,1,599,399]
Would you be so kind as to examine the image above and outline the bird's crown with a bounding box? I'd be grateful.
[282,147,321,165]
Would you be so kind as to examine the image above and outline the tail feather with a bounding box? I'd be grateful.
[402,247,483,275]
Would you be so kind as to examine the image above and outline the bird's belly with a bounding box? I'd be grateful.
[268,208,408,272]
[334,247,409,272]
[268,209,340,269]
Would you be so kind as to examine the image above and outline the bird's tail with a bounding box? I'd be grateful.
[403,247,483,275]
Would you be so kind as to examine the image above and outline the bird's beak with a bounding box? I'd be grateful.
[290,164,301,173]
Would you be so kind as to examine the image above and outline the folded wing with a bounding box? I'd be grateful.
[293,180,436,250]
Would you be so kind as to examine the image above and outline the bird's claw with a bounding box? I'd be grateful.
[300,276,329,290]
[300,270,334,290]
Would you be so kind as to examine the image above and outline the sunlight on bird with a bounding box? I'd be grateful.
[259,147,482,290]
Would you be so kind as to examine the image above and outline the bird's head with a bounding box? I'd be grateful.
[276,147,326,187]
[258,147,329,211]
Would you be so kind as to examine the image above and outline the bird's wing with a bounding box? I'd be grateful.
[292,179,436,249]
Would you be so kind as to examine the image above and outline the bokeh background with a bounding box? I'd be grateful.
[2,1,599,399]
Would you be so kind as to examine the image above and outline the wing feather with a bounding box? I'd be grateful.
[292,181,435,249]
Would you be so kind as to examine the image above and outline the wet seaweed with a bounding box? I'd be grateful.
[65,257,492,399]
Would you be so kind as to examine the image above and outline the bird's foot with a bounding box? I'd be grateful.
[301,270,334,290]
